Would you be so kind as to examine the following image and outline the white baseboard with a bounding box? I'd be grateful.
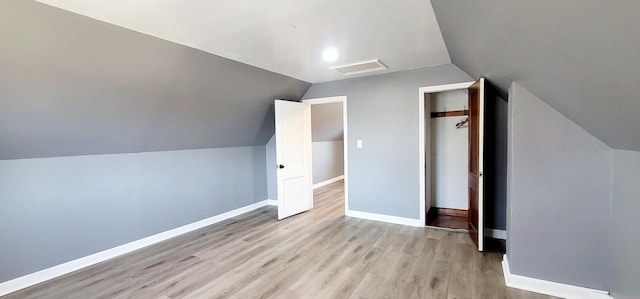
[0,199,274,297]
[266,199,277,206]
[313,175,344,189]
[485,228,507,240]
[346,209,423,227]
[502,255,611,299]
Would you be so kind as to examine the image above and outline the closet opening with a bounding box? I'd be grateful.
[420,79,507,252]
[424,89,470,230]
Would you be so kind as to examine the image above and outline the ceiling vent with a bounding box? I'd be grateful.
[330,59,388,76]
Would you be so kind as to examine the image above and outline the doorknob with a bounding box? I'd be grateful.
[278,164,285,169]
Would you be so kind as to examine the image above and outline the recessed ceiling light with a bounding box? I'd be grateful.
[322,48,339,62]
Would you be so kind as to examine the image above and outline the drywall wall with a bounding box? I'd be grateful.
[312,141,344,184]
[611,149,640,299]
[310,102,344,185]
[302,64,473,219]
[311,103,343,142]
[0,0,310,160]
[266,136,277,200]
[483,83,508,230]
[429,90,468,210]
[0,146,267,282]
[507,83,611,290]
[431,0,640,151]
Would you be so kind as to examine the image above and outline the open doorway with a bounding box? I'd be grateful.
[419,80,508,252]
[424,89,470,229]
[267,96,348,220]
[303,96,348,215]
[418,80,490,251]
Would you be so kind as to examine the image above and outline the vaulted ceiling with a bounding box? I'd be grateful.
[35,0,451,83]
[431,0,640,151]
[2,0,639,160]
[0,1,310,159]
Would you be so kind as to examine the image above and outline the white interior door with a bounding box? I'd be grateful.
[275,99,312,220]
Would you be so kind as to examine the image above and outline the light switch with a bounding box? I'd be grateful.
[357,140,363,148]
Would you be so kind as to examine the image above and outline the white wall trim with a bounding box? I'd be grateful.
[0,199,274,297]
[313,175,345,189]
[266,199,278,206]
[302,96,349,215]
[420,82,476,94]
[485,228,507,240]
[302,96,346,105]
[418,81,476,227]
[502,255,612,299]
[346,209,423,227]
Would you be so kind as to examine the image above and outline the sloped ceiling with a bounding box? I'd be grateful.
[9,1,638,160]
[311,103,343,142]
[34,0,451,83]
[431,0,640,151]
[0,0,310,160]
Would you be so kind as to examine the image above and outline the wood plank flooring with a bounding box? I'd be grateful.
[3,180,558,299]
[426,214,469,230]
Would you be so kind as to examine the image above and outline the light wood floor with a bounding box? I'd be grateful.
[4,180,557,299]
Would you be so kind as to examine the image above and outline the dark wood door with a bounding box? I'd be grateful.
[468,79,484,251]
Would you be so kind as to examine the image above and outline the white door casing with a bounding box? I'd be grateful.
[302,96,348,215]
[476,78,486,251]
[418,81,475,227]
[275,100,313,220]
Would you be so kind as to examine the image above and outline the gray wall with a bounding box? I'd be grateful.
[431,0,640,151]
[0,146,267,282]
[0,0,310,160]
[266,136,277,200]
[428,90,469,211]
[507,83,611,290]
[483,84,508,230]
[611,149,640,299]
[312,141,344,184]
[0,0,303,283]
[310,102,344,185]
[311,103,343,142]
[303,64,473,219]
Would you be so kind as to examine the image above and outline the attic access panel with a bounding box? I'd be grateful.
[330,59,388,76]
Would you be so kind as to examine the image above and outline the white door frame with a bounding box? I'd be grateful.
[302,96,348,215]
[418,81,476,226]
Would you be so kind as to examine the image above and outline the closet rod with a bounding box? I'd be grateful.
[430,110,468,118]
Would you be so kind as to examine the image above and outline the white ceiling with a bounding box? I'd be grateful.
[35,0,451,83]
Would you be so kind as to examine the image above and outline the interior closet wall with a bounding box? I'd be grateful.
[429,90,469,210]
[483,83,509,231]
